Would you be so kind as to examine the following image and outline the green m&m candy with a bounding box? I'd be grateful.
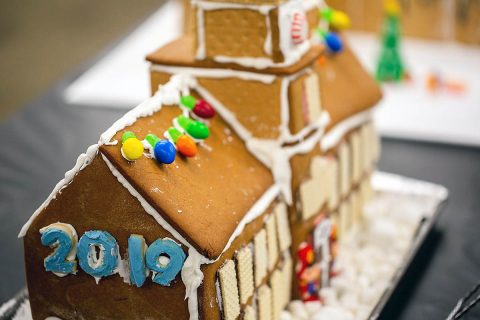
[167,127,182,143]
[176,115,210,140]
[180,95,197,110]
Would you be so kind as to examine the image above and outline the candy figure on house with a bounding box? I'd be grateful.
[296,243,322,302]
[20,1,382,319]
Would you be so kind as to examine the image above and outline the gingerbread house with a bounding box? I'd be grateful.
[20,1,382,319]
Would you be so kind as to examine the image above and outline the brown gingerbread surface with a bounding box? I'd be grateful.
[146,35,324,76]
[101,103,274,260]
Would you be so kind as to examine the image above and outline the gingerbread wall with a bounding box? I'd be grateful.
[24,155,190,320]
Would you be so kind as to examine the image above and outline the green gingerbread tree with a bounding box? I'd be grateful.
[376,0,406,82]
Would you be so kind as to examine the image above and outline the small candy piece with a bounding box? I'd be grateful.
[128,234,148,287]
[176,135,197,157]
[320,7,333,22]
[167,127,183,143]
[121,131,144,161]
[122,138,144,161]
[145,133,160,148]
[177,115,194,131]
[180,95,197,110]
[145,238,186,286]
[77,230,118,280]
[324,32,343,53]
[40,222,78,276]
[154,140,176,164]
[193,100,215,119]
[187,121,209,140]
[331,10,350,30]
[177,115,210,140]
[385,0,401,17]
[122,131,137,143]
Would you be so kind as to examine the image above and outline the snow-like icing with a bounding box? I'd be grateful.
[320,108,375,152]
[181,248,209,320]
[280,172,447,320]
[213,41,311,70]
[150,64,276,84]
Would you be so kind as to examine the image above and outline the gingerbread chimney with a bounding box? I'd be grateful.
[191,0,321,65]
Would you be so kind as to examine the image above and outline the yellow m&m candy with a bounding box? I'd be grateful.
[121,132,144,161]
[331,11,350,30]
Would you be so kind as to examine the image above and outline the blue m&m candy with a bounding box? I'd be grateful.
[154,140,176,164]
[324,32,343,53]
[145,133,176,164]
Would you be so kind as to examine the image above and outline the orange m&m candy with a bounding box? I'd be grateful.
[176,135,197,157]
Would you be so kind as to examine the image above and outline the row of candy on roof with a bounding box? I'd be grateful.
[316,7,350,54]
[120,96,216,163]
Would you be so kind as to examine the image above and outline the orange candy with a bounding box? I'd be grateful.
[176,135,197,157]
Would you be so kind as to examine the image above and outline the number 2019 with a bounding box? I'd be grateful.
[40,222,186,287]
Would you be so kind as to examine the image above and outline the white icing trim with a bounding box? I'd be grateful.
[303,0,323,11]
[182,248,210,320]
[279,68,312,142]
[264,13,272,55]
[99,74,195,145]
[213,41,311,70]
[321,108,374,151]
[194,84,253,142]
[222,185,280,254]
[193,0,275,14]
[195,7,206,60]
[18,144,99,238]
[150,64,276,84]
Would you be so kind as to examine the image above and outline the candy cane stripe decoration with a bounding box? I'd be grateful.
[291,11,307,45]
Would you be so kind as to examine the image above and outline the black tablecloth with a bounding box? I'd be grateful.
[1,47,479,320]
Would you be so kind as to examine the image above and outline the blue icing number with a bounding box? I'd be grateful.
[77,230,118,279]
[145,238,186,286]
[128,234,148,287]
[40,223,78,276]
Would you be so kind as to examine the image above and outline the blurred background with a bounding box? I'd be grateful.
[0,0,161,120]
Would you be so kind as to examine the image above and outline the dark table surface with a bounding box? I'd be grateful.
[1,37,480,320]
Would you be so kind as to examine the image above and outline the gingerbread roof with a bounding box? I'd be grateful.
[319,42,382,130]
[146,35,324,76]
[100,103,274,260]
[147,35,382,135]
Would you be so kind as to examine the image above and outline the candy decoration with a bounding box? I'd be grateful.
[177,115,210,140]
[324,32,343,53]
[77,230,118,279]
[121,131,144,161]
[331,10,350,30]
[40,223,78,276]
[176,135,197,157]
[146,133,177,164]
[128,235,148,287]
[180,95,197,110]
[320,7,333,22]
[291,11,307,45]
[167,127,183,143]
[193,100,215,119]
[154,141,176,164]
[145,238,186,286]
